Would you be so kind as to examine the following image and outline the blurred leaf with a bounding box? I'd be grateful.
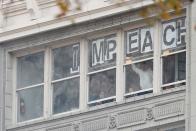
[56,0,69,18]
[54,0,194,31]
[160,11,171,20]
[156,0,167,10]
[74,0,82,10]
[139,7,149,18]
[166,0,182,14]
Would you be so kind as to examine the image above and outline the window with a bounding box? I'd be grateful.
[52,44,80,114]
[162,126,185,131]
[16,52,44,122]
[161,17,186,89]
[165,127,185,131]
[13,16,187,123]
[124,27,154,97]
[88,34,117,106]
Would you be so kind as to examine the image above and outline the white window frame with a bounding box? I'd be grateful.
[122,24,155,98]
[124,58,154,97]
[161,50,186,88]
[86,30,119,106]
[13,48,46,124]
[160,17,187,89]
[49,39,82,118]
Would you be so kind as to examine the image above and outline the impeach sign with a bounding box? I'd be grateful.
[80,18,186,69]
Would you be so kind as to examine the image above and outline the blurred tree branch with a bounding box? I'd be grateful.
[56,0,194,28]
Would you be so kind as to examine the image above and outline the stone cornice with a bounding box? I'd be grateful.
[0,0,154,43]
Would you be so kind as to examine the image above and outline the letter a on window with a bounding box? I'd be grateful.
[141,28,153,53]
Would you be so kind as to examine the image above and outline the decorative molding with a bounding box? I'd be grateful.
[26,0,41,20]
[153,100,184,121]
[109,114,117,129]
[117,108,146,128]
[81,116,108,131]
[73,122,80,131]
[1,0,55,16]
[47,124,73,131]
[4,10,140,51]
[146,108,154,120]
[2,1,27,16]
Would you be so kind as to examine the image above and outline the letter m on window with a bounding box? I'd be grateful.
[92,39,105,66]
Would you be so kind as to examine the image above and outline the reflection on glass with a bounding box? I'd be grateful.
[89,69,116,101]
[17,52,44,88]
[17,86,43,122]
[53,78,79,114]
[125,60,153,93]
[162,52,186,84]
[52,44,80,80]
[166,127,185,131]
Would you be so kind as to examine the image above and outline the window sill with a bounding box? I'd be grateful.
[50,109,81,120]
[10,117,46,129]
[124,85,186,103]
[160,85,186,94]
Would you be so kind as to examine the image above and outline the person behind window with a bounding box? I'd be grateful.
[131,62,153,90]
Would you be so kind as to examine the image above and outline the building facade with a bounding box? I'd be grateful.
[0,0,196,131]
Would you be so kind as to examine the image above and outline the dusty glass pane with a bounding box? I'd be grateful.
[166,127,185,131]
[125,60,153,93]
[53,78,79,114]
[88,34,117,72]
[17,86,43,122]
[17,52,44,88]
[162,52,186,84]
[52,44,80,80]
[89,69,116,101]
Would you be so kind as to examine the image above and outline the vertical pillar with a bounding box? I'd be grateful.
[116,29,124,103]
[80,39,88,110]
[153,22,161,94]
[187,2,196,131]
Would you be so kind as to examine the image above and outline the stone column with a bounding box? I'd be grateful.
[187,1,196,131]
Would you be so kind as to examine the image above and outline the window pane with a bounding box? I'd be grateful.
[52,44,80,80]
[89,69,116,101]
[166,127,185,131]
[88,34,117,72]
[125,60,153,93]
[17,52,44,88]
[162,52,186,84]
[53,78,79,114]
[17,86,43,122]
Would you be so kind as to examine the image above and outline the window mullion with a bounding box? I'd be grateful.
[153,21,162,94]
[80,39,88,110]
[12,56,17,125]
[44,48,51,118]
[116,29,124,102]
